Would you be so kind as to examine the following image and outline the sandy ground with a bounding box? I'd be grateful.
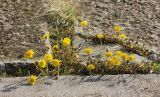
[0,74,160,97]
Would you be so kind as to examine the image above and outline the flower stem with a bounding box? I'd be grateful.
[89,70,92,75]
[100,39,102,45]
[57,66,60,79]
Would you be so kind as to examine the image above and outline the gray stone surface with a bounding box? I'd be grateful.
[0,0,49,61]
[74,0,160,54]
[0,75,160,97]
[73,36,151,64]
[0,0,75,62]
[1,0,159,63]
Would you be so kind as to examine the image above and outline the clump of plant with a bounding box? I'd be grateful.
[44,0,76,40]
[81,47,152,75]
[19,20,159,86]
[151,62,160,73]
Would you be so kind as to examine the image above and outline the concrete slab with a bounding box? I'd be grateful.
[0,74,160,97]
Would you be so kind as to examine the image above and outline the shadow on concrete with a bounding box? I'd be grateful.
[43,76,56,85]
[1,79,28,93]
[0,76,57,93]
[79,74,137,87]
[1,75,138,92]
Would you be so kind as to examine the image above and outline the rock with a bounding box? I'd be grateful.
[74,0,160,55]
[73,36,151,64]
[148,53,160,63]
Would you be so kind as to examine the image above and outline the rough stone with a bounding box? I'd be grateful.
[0,75,160,97]
[74,0,160,54]
[73,36,150,64]
[0,0,50,61]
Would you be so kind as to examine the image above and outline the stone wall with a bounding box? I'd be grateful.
[75,0,160,53]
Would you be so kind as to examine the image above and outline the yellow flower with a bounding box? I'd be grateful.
[118,33,127,39]
[114,58,121,66]
[105,51,113,57]
[80,20,88,27]
[97,33,104,39]
[107,58,115,65]
[112,56,119,60]
[87,64,95,70]
[24,50,34,59]
[62,37,71,46]
[44,54,53,62]
[85,47,92,55]
[28,75,37,85]
[114,25,122,33]
[116,51,123,57]
[128,54,135,62]
[121,53,128,61]
[38,59,47,69]
[41,33,50,39]
[107,56,121,66]
[52,59,61,67]
[52,45,59,52]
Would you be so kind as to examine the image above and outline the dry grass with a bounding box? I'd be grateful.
[34,0,75,19]
[47,0,74,15]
